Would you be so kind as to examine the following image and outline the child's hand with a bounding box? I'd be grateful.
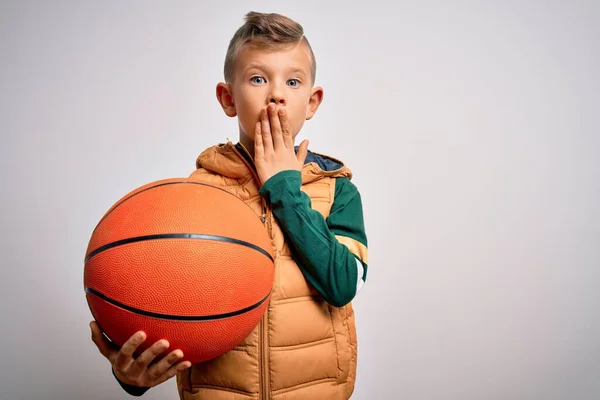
[254,103,309,185]
[90,321,191,388]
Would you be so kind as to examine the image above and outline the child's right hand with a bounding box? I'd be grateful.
[90,321,192,388]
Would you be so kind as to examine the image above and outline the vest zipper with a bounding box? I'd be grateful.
[232,142,270,229]
[232,143,271,399]
[258,208,270,400]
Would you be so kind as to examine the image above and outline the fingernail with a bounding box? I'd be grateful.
[279,108,285,115]
[179,361,191,369]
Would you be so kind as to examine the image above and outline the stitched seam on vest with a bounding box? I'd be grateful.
[238,193,262,202]
[230,346,256,351]
[343,306,352,348]
[340,306,352,383]
[272,377,338,396]
[196,177,245,188]
[329,305,342,377]
[188,384,255,396]
[271,296,318,305]
[270,337,334,351]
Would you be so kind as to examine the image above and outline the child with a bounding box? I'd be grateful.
[90,11,369,399]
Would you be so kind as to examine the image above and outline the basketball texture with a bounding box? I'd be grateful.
[84,178,274,363]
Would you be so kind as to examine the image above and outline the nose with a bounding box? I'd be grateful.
[269,97,285,105]
[268,82,286,106]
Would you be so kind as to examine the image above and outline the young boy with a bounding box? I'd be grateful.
[90,11,369,400]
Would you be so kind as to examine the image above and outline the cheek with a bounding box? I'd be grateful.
[236,91,262,119]
[287,114,304,137]
[291,103,308,122]
[236,104,262,136]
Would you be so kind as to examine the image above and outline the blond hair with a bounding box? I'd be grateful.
[224,11,316,84]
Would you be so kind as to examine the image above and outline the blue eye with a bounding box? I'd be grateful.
[251,76,265,84]
[287,79,300,87]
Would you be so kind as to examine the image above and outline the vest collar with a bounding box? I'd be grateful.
[195,141,352,183]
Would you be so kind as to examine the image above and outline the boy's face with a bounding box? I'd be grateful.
[217,41,323,146]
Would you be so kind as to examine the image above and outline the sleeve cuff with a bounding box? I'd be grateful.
[112,367,150,397]
[259,170,302,204]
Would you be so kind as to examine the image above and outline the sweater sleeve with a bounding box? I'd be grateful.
[112,367,150,397]
[259,170,368,307]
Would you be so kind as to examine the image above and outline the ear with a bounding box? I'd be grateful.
[216,82,237,117]
[305,86,324,120]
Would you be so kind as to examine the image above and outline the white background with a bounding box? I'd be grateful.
[1,1,598,399]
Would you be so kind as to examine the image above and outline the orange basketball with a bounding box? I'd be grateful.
[83,178,274,363]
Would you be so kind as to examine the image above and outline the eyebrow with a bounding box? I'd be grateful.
[244,63,267,72]
[244,64,307,76]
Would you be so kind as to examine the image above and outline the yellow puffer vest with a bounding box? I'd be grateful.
[176,142,358,400]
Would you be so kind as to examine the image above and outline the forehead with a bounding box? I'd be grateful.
[235,41,312,74]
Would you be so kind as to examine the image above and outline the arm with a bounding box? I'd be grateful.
[259,171,368,307]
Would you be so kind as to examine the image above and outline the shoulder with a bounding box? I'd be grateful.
[300,147,353,180]
[333,176,361,204]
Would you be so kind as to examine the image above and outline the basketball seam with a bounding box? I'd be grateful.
[85,233,274,263]
[85,287,271,321]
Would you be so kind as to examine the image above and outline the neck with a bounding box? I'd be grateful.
[238,130,255,160]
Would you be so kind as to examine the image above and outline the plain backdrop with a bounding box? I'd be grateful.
[1,1,598,399]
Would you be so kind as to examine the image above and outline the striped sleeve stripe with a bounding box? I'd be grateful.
[355,258,365,293]
[335,234,368,265]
